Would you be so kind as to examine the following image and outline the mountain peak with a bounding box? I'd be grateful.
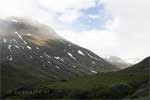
[0,18,61,46]
[1,18,119,94]
[123,56,150,73]
[138,56,150,66]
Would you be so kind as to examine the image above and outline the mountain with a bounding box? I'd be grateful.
[125,57,142,64]
[123,56,150,73]
[5,57,148,99]
[0,18,118,95]
[105,56,131,69]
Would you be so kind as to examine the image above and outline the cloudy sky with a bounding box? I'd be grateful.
[0,0,150,62]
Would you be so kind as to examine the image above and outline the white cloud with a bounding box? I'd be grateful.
[88,14,100,19]
[58,10,82,23]
[38,0,96,23]
[0,0,96,25]
[0,0,149,61]
[57,29,119,58]
[38,0,96,13]
[99,0,150,59]
[57,0,150,60]
[0,0,53,25]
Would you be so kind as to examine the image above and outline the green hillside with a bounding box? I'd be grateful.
[2,57,149,99]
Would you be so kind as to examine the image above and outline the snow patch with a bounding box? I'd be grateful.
[67,52,76,60]
[91,61,96,64]
[72,66,76,68]
[54,56,64,62]
[44,53,51,58]
[3,39,6,43]
[48,61,51,64]
[15,32,27,45]
[8,45,12,50]
[56,66,60,69]
[27,45,32,50]
[68,44,72,47]
[78,50,85,56]
[87,53,99,60]
[15,45,20,49]
[8,55,13,61]
[36,47,40,50]
[91,70,97,74]
[60,58,64,62]
[54,57,61,60]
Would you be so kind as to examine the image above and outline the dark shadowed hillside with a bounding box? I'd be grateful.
[2,57,149,99]
[123,56,150,73]
[0,18,118,96]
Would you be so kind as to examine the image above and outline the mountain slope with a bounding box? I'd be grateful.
[123,56,150,73]
[105,56,131,69]
[0,18,118,95]
[8,57,149,99]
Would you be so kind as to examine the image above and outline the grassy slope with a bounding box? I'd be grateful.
[2,57,150,99]
[0,62,55,95]
[0,39,118,99]
[34,71,148,99]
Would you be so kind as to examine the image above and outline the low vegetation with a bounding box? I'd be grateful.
[1,57,150,99]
